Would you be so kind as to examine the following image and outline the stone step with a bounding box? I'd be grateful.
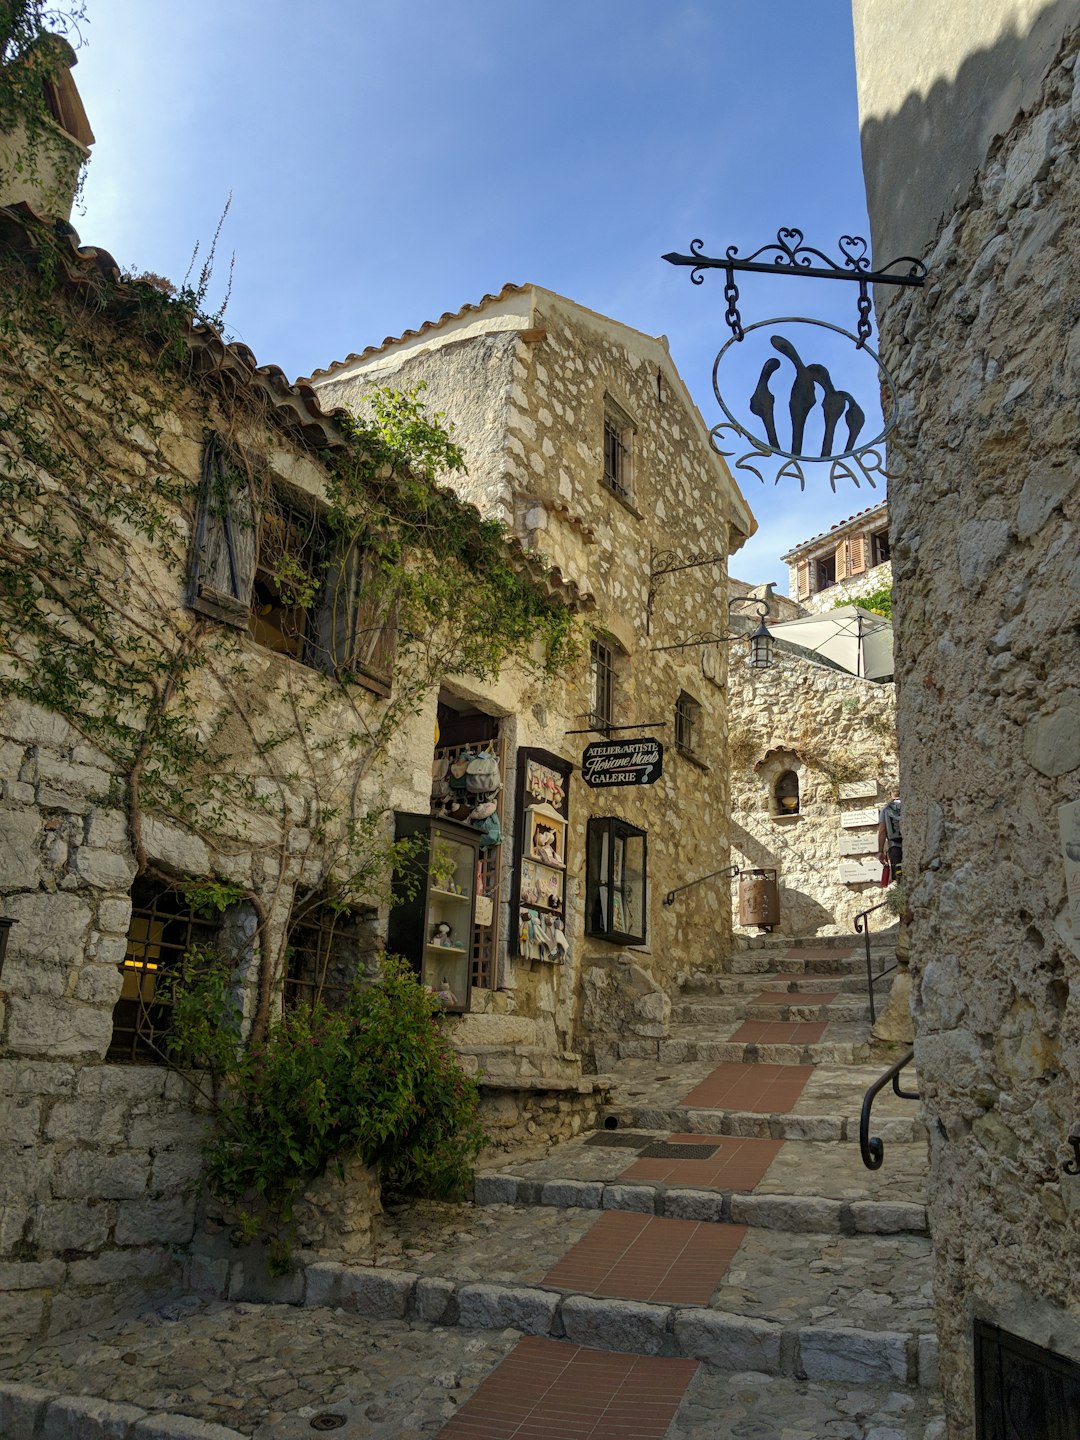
[473,1173,927,1237]
[655,1036,870,1067]
[730,952,885,976]
[679,966,896,996]
[473,1132,927,1220]
[607,1059,924,1144]
[288,1205,936,1385]
[736,933,888,952]
[671,997,874,1023]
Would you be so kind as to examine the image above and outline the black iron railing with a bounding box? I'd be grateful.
[663,865,740,907]
[853,898,895,1024]
[860,1047,918,1170]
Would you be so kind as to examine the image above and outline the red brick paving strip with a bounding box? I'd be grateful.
[680,1061,812,1111]
[753,989,838,1006]
[729,1019,828,1044]
[620,1133,783,1189]
[543,1209,746,1305]
[437,1335,698,1439]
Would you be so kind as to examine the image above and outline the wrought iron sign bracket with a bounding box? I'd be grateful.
[563,721,669,737]
[662,227,929,492]
[646,546,726,628]
[662,228,926,347]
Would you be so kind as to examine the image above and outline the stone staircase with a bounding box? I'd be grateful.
[282,932,941,1435]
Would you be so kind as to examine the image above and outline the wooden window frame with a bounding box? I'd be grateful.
[602,398,634,502]
[589,638,616,733]
[675,691,702,758]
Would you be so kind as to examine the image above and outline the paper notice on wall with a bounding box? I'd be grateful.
[1057,799,1080,960]
[474,894,493,928]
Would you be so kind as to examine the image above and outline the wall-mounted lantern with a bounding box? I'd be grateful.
[652,594,776,669]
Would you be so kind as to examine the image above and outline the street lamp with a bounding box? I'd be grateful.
[652,594,777,668]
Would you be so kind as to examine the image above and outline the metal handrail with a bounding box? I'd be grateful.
[860,1047,918,1169]
[853,898,895,1024]
[663,864,740,907]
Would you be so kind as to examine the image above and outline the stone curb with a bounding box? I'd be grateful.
[472,1174,929,1234]
[0,1383,246,1440]
[294,1260,938,1386]
[606,1103,926,1145]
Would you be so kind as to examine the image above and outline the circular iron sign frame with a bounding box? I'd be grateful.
[711,316,899,464]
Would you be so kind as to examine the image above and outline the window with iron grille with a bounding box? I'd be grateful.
[602,400,633,501]
[107,881,221,1064]
[590,639,615,732]
[675,692,701,757]
[283,900,372,1011]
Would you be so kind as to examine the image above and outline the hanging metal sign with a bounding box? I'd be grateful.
[582,738,664,788]
[662,228,927,490]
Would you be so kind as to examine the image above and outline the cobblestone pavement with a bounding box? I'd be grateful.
[668,1368,945,1440]
[0,1301,518,1437]
[0,1305,946,1440]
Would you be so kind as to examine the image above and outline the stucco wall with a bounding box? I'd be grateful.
[857,17,1080,1431]
[853,0,1076,262]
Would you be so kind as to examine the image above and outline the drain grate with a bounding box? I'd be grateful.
[638,1141,720,1160]
[584,1131,655,1149]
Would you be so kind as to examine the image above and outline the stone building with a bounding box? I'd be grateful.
[307,286,757,1070]
[781,500,892,612]
[0,34,93,220]
[852,1,1080,1431]
[726,633,897,940]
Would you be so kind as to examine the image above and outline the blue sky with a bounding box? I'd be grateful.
[70,0,881,585]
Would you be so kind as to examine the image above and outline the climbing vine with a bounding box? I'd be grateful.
[0,2,89,211]
[0,208,579,1044]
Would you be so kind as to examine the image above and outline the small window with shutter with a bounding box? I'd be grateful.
[187,434,258,626]
[187,437,396,693]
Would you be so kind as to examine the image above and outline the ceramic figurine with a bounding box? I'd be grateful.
[430,921,454,947]
[436,977,458,1007]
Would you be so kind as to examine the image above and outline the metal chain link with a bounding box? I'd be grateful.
[723,266,744,342]
[856,281,872,349]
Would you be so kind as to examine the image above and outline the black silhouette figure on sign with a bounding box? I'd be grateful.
[750,336,865,458]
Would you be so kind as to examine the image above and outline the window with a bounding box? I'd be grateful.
[283,899,373,1011]
[774,770,800,816]
[815,553,837,592]
[675,692,702,757]
[589,639,615,732]
[187,435,397,692]
[586,817,647,945]
[250,497,324,660]
[870,528,891,567]
[602,399,634,501]
[107,881,221,1064]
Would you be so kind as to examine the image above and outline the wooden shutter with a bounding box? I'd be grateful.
[309,535,397,693]
[835,538,848,581]
[796,560,811,599]
[848,533,866,575]
[188,435,257,626]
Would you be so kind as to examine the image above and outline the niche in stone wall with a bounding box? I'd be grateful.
[755,748,804,822]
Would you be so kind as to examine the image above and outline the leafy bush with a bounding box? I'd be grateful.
[168,953,484,1265]
[839,583,892,619]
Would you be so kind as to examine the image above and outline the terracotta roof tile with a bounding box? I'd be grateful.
[303,283,529,382]
[779,501,888,561]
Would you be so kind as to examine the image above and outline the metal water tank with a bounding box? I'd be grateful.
[738,868,780,930]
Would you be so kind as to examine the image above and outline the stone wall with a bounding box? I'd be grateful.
[857,17,1080,1431]
[727,646,897,938]
[794,558,893,616]
[313,287,758,1063]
